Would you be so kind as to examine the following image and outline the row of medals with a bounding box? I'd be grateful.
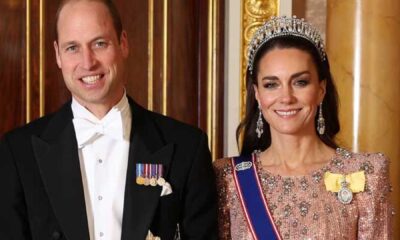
[137,176,166,187]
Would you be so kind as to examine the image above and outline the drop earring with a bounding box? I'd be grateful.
[256,104,264,138]
[317,102,325,135]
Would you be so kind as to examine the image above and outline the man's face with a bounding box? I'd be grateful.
[54,1,129,111]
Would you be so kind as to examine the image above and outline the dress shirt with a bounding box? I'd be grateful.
[71,95,132,240]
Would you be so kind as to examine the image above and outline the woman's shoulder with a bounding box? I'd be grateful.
[332,148,390,184]
[213,157,233,171]
[213,157,237,187]
[342,149,390,175]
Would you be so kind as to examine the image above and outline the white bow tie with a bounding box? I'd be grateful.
[73,113,123,148]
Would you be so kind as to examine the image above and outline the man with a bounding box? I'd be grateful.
[0,0,217,239]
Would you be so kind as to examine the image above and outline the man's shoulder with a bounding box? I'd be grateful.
[145,108,204,138]
[4,114,53,140]
[3,102,70,141]
[131,100,204,138]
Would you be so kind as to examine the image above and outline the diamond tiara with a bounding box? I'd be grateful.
[247,16,326,74]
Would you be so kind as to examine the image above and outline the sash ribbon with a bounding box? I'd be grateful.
[232,155,281,240]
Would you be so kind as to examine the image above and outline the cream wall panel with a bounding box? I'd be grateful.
[224,0,241,156]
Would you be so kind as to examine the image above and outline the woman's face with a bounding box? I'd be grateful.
[254,48,326,137]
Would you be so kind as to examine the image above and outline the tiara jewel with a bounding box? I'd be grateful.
[247,16,326,74]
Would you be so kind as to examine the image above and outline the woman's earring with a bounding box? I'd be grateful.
[256,104,264,138]
[317,102,325,135]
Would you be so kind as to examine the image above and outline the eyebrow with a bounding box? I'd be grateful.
[60,41,78,49]
[261,70,311,81]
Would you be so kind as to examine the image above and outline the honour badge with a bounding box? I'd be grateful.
[337,178,353,204]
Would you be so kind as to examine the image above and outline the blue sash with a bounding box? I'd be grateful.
[232,155,281,240]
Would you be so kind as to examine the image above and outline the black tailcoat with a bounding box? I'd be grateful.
[0,98,218,240]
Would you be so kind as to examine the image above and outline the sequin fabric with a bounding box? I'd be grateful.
[213,149,393,239]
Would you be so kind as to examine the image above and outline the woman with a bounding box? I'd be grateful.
[214,16,393,239]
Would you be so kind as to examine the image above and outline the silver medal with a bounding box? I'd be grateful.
[337,179,353,204]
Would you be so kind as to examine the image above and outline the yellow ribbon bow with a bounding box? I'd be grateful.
[324,171,365,193]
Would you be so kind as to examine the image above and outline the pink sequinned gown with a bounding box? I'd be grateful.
[213,148,393,240]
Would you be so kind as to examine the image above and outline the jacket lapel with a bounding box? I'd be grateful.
[32,103,89,240]
[121,100,174,240]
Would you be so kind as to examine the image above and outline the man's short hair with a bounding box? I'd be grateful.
[55,0,123,42]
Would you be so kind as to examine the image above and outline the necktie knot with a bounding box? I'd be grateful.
[93,123,105,135]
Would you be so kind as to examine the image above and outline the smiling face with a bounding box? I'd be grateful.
[54,0,129,113]
[254,48,326,137]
